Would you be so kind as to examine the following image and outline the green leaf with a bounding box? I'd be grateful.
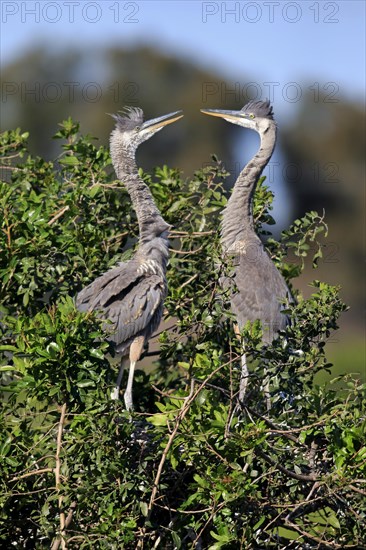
[149,413,168,427]
[171,531,181,549]
[90,348,105,359]
[59,155,80,166]
[76,380,95,388]
[140,502,148,517]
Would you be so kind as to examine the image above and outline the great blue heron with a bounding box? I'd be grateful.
[201,100,292,402]
[76,107,183,410]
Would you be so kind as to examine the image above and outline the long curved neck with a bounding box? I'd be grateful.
[221,122,276,250]
[110,141,168,244]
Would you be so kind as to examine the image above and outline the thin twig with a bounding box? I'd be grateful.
[150,385,187,400]
[51,403,67,550]
[284,518,365,549]
[348,484,366,496]
[170,246,203,255]
[191,502,227,548]
[170,230,215,236]
[138,359,237,547]
[10,467,54,482]
[285,481,321,521]
[48,205,70,226]
[51,502,77,550]
[256,448,318,482]
[105,231,129,242]
[179,273,198,289]
[154,503,212,515]
[147,380,196,516]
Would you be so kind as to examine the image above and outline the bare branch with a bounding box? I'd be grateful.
[51,403,67,550]
[256,448,318,482]
[48,205,70,226]
[10,467,54,482]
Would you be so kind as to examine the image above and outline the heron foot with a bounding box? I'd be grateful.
[124,391,133,412]
[110,387,120,401]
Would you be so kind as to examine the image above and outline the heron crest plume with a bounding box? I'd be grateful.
[111,107,144,131]
[241,99,274,119]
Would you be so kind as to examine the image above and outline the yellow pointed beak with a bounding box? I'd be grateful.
[142,111,184,132]
[201,109,245,123]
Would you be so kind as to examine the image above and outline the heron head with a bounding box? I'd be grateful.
[110,107,183,151]
[201,99,275,133]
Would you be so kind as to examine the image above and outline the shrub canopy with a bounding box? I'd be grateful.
[0,122,365,549]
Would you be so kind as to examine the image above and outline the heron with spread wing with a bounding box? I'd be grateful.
[201,100,292,402]
[76,107,183,410]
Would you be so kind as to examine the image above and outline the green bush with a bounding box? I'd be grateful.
[1,122,365,549]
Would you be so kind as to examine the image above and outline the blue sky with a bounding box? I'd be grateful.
[2,0,365,109]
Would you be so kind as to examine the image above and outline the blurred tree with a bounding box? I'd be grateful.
[280,93,364,358]
[281,94,364,217]
[1,46,238,175]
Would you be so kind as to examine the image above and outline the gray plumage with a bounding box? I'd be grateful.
[201,100,292,401]
[76,107,183,410]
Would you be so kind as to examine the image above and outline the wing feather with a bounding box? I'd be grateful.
[76,259,140,312]
[230,247,292,342]
[76,262,166,353]
[105,275,166,351]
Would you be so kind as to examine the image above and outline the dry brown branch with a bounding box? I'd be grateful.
[0,164,21,171]
[10,467,54,483]
[284,519,365,549]
[170,230,215,237]
[191,502,227,548]
[151,324,176,338]
[51,502,77,550]
[48,205,70,226]
[256,448,318,482]
[348,484,366,496]
[150,385,187,400]
[154,503,212,515]
[179,273,198,289]
[170,246,204,255]
[105,231,129,241]
[146,379,196,517]
[245,405,337,445]
[137,359,238,548]
[11,488,49,496]
[285,481,321,521]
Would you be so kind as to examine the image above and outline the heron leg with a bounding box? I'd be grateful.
[264,379,271,411]
[239,352,249,402]
[124,360,136,411]
[263,365,271,411]
[234,324,249,404]
[111,357,127,401]
[123,336,145,412]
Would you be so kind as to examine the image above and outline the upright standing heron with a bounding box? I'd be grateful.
[76,107,183,410]
[201,100,292,402]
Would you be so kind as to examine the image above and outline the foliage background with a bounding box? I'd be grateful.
[0,123,365,548]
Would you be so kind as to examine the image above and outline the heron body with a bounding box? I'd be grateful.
[201,100,292,400]
[76,107,183,410]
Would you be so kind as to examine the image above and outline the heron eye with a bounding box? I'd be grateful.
[249,113,255,119]
[135,126,141,131]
